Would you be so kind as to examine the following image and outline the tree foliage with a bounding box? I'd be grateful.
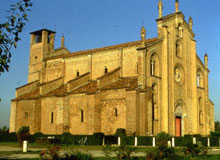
[0,0,32,74]
[215,121,220,132]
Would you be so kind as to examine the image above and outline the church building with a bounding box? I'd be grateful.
[10,0,214,136]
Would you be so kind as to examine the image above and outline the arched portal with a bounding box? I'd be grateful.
[174,100,186,137]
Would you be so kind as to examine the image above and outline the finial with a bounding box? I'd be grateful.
[141,26,146,41]
[158,0,163,18]
[204,52,208,68]
[175,0,179,12]
[61,34,65,48]
[188,17,193,30]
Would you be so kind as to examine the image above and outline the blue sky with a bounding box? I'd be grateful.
[0,0,220,127]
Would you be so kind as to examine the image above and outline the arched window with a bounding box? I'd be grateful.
[51,112,54,124]
[81,110,84,122]
[150,53,159,76]
[76,70,80,77]
[24,112,28,120]
[199,111,203,125]
[197,69,203,87]
[104,66,108,74]
[176,41,181,57]
[115,108,118,117]
[178,24,183,38]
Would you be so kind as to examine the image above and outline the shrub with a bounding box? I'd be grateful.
[183,141,208,158]
[112,145,136,160]
[156,132,170,146]
[60,132,74,145]
[30,132,44,143]
[17,126,30,145]
[39,146,94,160]
[115,128,126,136]
[62,151,94,160]
[105,135,118,145]
[146,145,180,160]
[102,145,113,160]
[90,132,104,145]
[210,137,219,146]
[137,136,153,146]
[8,132,17,142]
[121,136,135,146]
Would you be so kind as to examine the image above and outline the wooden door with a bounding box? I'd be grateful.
[175,117,181,137]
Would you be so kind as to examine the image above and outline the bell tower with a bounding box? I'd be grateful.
[28,29,56,83]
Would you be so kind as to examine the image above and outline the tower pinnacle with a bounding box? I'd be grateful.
[175,0,179,12]
[158,0,163,18]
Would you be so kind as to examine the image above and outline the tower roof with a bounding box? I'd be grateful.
[30,29,56,34]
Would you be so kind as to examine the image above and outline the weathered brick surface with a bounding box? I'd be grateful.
[10,5,214,136]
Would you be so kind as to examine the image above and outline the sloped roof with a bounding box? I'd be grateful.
[45,38,158,61]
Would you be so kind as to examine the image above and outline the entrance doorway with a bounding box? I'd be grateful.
[175,117,181,137]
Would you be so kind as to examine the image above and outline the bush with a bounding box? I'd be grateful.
[8,132,17,142]
[112,145,136,160]
[137,136,153,146]
[105,135,118,145]
[146,144,180,160]
[156,132,170,146]
[60,132,74,145]
[40,146,94,160]
[17,126,30,144]
[30,132,44,143]
[115,128,126,136]
[210,132,220,137]
[183,141,208,158]
[102,145,113,160]
[89,132,104,145]
[121,136,135,146]
[0,126,9,142]
[210,137,219,146]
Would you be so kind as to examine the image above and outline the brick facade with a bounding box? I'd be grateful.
[10,1,214,136]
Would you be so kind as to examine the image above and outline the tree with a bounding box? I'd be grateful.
[0,0,32,74]
[215,121,220,132]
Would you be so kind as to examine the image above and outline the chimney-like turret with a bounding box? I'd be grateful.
[175,0,179,12]
[204,53,208,69]
[188,16,193,30]
[158,0,163,18]
[140,26,146,41]
[61,35,65,48]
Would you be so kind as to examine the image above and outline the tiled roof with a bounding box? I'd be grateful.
[43,85,67,97]
[13,88,40,100]
[70,81,97,95]
[45,38,158,61]
[101,77,138,91]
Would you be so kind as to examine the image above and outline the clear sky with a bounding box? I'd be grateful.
[0,0,220,127]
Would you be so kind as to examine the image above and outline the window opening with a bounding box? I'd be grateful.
[115,108,118,117]
[35,33,42,43]
[81,110,84,122]
[104,67,108,74]
[51,112,54,124]
[76,70,80,77]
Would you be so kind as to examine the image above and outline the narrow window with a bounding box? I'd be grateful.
[35,33,42,43]
[197,73,201,87]
[136,62,138,74]
[51,112,54,124]
[81,110,84,122]
[115,108,118,117]
[47,33,51,43]
[150,58,155,76]
[24,112,28,120]
[199,111,203,125]
[104,67,108,74]
[76,70,80,77]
